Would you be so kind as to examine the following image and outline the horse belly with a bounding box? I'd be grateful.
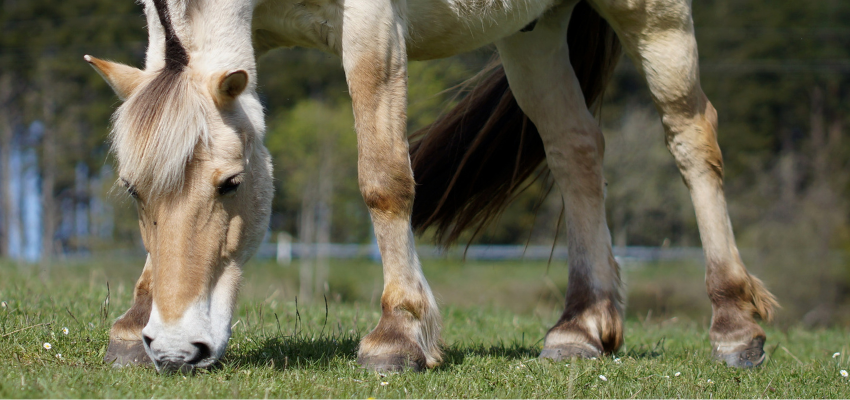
[405,0,556,60]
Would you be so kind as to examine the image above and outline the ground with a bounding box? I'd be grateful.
[0,256,848,398]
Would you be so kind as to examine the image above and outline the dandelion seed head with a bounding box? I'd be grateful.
[841,370,848,378]
[62,327,69,335]
[834,352,841,359]
[43,342,52,350]
[599,375,607,382]
[675,372,681,377]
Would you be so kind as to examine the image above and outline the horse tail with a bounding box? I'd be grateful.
[409,1,621,246]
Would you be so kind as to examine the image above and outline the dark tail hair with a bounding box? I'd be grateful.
[409,1,621,246]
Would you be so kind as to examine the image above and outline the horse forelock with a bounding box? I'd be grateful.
[111,68,210,200]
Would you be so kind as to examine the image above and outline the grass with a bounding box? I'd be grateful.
[0,257,849,398]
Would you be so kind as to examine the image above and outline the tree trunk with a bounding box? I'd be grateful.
[314,138,334,298]
[298,182,316,302]
[41,93,57,259]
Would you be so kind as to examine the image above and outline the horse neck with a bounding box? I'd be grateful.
[142,0,258,80]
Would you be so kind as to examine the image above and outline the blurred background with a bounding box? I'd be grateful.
[0,0,849,327]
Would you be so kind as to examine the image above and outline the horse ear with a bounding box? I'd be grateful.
[84,55,144,101]
[213,70,249,105]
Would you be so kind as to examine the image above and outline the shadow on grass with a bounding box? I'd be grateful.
[226,335,545,371]
[224,333,362,370]
[439,340,541,369]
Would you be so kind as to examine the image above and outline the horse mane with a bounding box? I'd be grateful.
[110,70,211,199]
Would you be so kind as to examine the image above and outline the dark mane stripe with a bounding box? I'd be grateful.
[152,0,189,69]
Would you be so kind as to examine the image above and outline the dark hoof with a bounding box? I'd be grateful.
[714,337,766,368]
[104,339,152,367]
[357,354,424,372]
[540,344,601,361]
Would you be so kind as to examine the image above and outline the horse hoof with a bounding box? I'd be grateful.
[104,339,152,367]
[714,337,766,368]
[357,354,424,373]
[539,343,601,361]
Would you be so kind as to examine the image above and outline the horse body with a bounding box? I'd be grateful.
[252,0,554,60]
[87,0,777,373]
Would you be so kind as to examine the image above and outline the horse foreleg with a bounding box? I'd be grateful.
[591,0,778,367]
[497,1,624,360]
[104,254,153,366]
[342,0,441,372]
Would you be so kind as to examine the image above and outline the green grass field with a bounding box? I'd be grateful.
[0,256,848,398]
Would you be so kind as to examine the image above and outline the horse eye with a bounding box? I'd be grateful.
[121,178,139,199]
[218,174,242,196]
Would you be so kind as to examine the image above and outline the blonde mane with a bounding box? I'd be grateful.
[110,68,211,199]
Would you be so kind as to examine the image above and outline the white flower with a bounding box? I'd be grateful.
[707,379,713,384]
[674,372,681,377]
[380,382,389,386]
[1,301,7,308]
[841,370,848,378]
[833,352,841,359]
[599,375,607,382]
[614,358,621,364]
[61,327,69,335]
[43,342,52,350]
[55,353,62,359]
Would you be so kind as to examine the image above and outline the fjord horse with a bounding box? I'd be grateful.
[87,0,777,372]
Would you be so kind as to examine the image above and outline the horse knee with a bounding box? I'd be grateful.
[359,164,415,216]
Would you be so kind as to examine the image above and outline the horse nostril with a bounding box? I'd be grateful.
[143,334,153,349]
[188,342,212,364]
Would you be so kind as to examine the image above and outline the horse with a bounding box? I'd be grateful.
[85,0,778,373]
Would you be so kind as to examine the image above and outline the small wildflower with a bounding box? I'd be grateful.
[614,358,621,364]
[1,301,7,308]
[590,357,597,360]
[380,382,389,386]
[598,375,607,382]
[833,352,841,359]
[663,375,670,379]
[840,370,848,378]
[674,372,681,377]
[43,342,52,350]
[62,327,69,335]
[707,379,713,384]
[55,353,62,359]
[378,373,387,378]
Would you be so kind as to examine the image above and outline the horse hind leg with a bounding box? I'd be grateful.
[590,0,778,367]
[496,1,624,360]
[104,254,154,367]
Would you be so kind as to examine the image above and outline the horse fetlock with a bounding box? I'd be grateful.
[357,304,442,372]
[541,301,623,361]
